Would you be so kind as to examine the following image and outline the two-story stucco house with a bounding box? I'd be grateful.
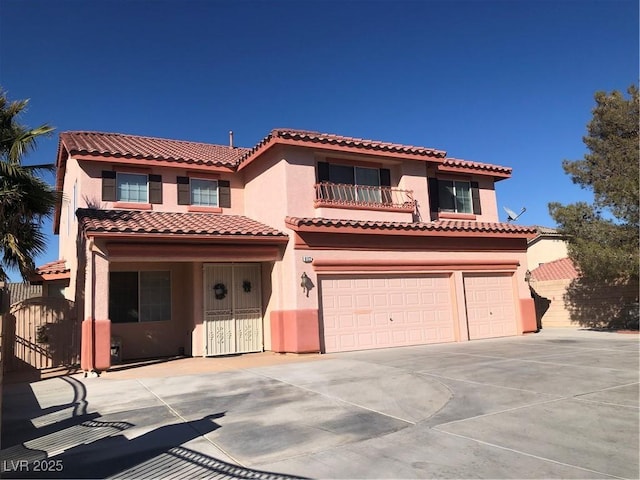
[50,128,537,372]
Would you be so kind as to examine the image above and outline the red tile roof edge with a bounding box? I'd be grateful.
[34,259,69,275]
[77,209,288,238]
[60,131,249,166]
[238,128,449,165]
[443,157,512,175]
[285,217,537,235]
[529,257,580,282]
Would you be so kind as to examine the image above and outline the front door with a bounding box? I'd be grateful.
[203,263,263,356]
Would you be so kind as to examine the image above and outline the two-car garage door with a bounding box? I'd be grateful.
[320,274,455,353]
[320,273,517,353]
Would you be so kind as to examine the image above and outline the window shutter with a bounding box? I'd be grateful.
[379,168,392,204]
[218,180,231,208]
[317,162,330,183]
[149,174,162,204]
[379,168,391,187]
[102,171,116,201]
[428,177,439,212]
[470,181,481,215]
[177,176,190,205]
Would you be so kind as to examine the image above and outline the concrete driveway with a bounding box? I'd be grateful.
[1,329,638,479]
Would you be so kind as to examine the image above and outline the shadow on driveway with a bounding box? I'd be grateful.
[1,376,305,480]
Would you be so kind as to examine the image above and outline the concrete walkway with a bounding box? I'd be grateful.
[1,328,638,479]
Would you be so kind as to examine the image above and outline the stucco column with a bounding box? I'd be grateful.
[80,239,111,373]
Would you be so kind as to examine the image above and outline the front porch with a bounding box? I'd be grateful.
[75,208,289,373]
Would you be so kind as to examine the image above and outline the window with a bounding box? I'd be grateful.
[317,162,391,204]
[428,178,481,216]
[102,172,162,204]
[190,178,218,206]
[117,173,148,203]
[439,180,472,213]
[109,271,171,323]
[177,177,231,208]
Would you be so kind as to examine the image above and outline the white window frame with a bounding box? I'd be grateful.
[190,178,219,206]
[117,173,148,203]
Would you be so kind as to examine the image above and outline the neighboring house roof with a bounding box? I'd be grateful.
[59,131,249,167]
[77,209,288,240]
[529,257,579,282]
[532,225,560,235]
[527,225,568,246]
[285,217,537,238]
[29,260,70,283]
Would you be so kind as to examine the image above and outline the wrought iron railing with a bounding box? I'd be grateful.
[314,183,416,211]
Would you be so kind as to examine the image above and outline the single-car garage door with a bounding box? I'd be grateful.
[320,274,455,353]
[464,273,517,340]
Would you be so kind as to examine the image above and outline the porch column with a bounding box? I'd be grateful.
[80,240,111,373]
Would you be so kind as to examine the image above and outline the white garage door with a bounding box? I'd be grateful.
[320,274,455,353]
[464,273,517,340]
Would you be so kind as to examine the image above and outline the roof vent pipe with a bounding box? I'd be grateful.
[229,130,234,148]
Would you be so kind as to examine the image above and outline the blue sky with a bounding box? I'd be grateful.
[0,0,638,280]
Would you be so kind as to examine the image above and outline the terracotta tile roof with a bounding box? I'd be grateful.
[532,225,560,235]
[530,257,579,282]
[28,259,70,282]
[285,217,537,236]
[239,128,448,165]
[442,157,512,176]
[77,209,288,239]
[34,259,69,275]
[60,131,249,167]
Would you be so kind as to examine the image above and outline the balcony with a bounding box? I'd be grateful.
[314,183,416,212]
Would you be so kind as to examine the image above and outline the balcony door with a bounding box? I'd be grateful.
[323,163,382,203]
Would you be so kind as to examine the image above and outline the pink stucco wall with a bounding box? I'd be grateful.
[61,140,528,359]
[109,261,194,360]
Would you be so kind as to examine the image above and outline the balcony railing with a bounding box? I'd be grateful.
[314,183,416,211]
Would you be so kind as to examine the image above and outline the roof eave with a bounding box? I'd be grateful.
[285,221,537,240]
[82,230,289,244]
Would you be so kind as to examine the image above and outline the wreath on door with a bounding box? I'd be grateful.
[213,283,228,300]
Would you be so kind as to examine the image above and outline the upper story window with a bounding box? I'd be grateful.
[429,178,481,217]
[439,180,471,213]
[190,178,218,206]
[177,176,231,208]
[318,162,389,188]
[117,173,148,202]
[316,161,394,205]
[102,171,162,204]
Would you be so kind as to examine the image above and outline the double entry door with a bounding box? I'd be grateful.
[203,263,263,356]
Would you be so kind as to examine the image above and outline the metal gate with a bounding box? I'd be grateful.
[203,264,263,356]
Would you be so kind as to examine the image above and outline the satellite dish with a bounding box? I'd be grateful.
[503,206,527,222]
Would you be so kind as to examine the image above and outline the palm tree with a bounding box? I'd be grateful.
[0,89,57,282]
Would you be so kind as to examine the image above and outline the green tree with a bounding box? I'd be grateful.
[549,85,639,283]
[0,89,57,282]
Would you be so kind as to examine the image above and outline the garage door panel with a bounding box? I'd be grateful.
[464,273,517,340]
[320,274,455,353]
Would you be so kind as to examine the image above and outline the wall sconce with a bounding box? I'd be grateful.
[300,272,314,297]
